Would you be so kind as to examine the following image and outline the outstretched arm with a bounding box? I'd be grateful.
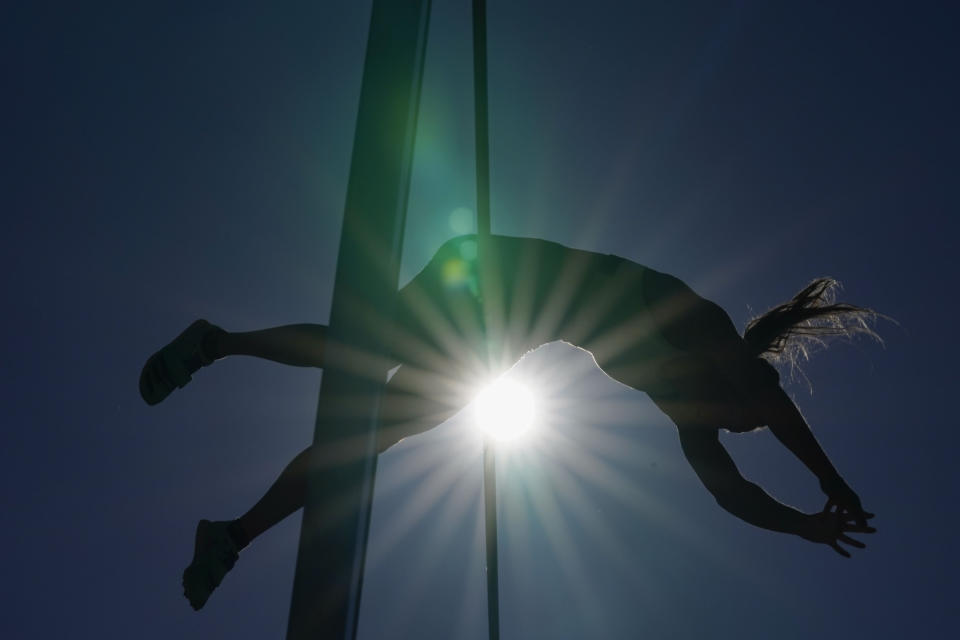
[678,428,873,555]
[762,386,872,525]
[678,427,806,535]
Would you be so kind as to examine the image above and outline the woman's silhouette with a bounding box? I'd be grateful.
[141,234,878,610]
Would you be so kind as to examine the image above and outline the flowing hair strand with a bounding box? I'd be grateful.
[743,277,884,367]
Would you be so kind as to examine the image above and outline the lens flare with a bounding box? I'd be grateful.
[474,379,536,442]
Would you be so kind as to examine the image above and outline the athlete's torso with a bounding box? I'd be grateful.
[394,234,742,395]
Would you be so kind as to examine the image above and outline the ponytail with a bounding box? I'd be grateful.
[743,278,882,366]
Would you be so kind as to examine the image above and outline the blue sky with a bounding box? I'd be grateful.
[2,1,957,638]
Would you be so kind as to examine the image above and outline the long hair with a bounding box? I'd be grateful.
[743,278,883,369]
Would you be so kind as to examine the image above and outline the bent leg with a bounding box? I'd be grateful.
[231,365,462,548]
[376,363,464,453]
[141,322,331,406]
[235,446,312,546]
[208,324,328,368]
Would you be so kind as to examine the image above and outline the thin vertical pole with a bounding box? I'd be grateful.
[473,0,491,241]
[473,2,500,640]
[287,2,431,639]
[483,442,500,640]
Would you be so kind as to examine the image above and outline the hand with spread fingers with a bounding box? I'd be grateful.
[821,477,875,527]
[801,503,876,557]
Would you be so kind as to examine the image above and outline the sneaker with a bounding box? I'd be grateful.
[139,320,223,406]
[182,520,239,611]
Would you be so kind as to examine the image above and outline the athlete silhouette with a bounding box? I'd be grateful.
[140,234,878,610]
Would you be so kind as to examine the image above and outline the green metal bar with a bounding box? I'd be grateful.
[483,442,501,640]
[473,0,491,240]
[287,2,431,638]
[473,2,500,638]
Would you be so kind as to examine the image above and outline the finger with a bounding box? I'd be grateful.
[841,512,875,525]
[830,542,851,558]
[836,506,867,526]
[838,534,866,549]
[838,525,877,535]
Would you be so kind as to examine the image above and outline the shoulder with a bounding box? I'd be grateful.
[403,235,478,290]
[427,234,480,268]
[489,235,652,272]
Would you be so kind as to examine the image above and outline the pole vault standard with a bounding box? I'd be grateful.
[471,1,500,639]
[286,2,431,639]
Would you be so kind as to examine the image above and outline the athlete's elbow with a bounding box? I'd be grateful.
[709,487,741,513]
[710,485,759,518]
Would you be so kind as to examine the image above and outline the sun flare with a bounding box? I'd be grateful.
[474,378,537,442]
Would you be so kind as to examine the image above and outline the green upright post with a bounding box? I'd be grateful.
[472,1,500,639]
[482,442,500,640]
[287,2,431,639]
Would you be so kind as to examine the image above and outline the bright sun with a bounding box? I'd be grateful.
[474,378,536,442]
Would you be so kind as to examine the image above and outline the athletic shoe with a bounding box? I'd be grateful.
[182,519,239,610]
[139,319,222,405]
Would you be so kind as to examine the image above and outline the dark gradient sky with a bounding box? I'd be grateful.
[3,1,957,638]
